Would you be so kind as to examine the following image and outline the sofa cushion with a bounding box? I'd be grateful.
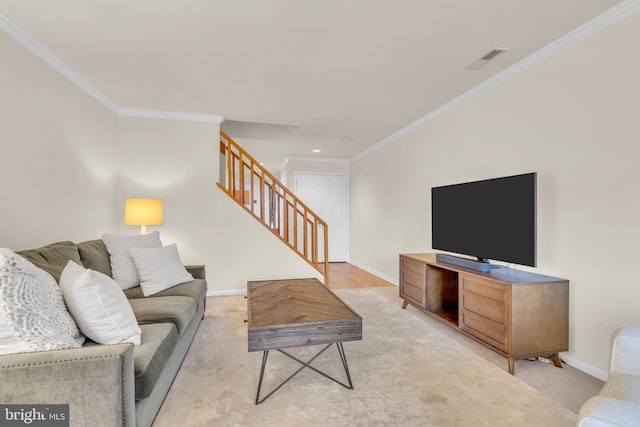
[601,374,640,406]
[134,323,178,400]
[59,261,142,345]
[16,241,82,283]
[77,239,112,277]
[0,249,85,355]
[128,244,193,297]
[129,296,197,336]
[101,231,162,290]
[125,278,207,314]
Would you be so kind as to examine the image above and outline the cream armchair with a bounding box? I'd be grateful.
[578,327,640,426]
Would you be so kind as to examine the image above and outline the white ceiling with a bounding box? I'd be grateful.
[0,0,626,171]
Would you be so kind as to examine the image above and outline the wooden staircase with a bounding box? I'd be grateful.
[217,130,329,284]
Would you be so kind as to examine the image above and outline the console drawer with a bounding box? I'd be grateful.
[402,269,425,289]
[462,292,505,324]
[460,274,507,350]
[461,275,505,302]
[461,309,505,350]
[401,256,425,276]
[401,283,424,305]
[400,256,427,307]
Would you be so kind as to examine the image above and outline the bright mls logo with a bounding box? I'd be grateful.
[0,405,69,426]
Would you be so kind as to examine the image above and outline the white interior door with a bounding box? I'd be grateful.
[295,173,349,262]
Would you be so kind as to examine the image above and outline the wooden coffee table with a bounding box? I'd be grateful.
[247,278,362,404]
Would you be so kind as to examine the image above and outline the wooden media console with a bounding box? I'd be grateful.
[399,253,569,374]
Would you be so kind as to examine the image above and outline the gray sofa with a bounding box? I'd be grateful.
[0,239,206,427]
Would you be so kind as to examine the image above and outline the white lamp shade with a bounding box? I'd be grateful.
[125,198,163,226]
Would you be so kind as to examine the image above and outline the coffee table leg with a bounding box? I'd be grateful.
[254,343,355,404]
[336,342,353,389]
[255,351,269,404]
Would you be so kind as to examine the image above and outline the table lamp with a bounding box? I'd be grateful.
[124,198,163,235]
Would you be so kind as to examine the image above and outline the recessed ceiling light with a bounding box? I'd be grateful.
[341,137,351,143]
[313,149,321,153]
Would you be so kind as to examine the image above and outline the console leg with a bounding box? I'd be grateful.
[550,353,563,369]
[508,357,515,375]
[402,300,408,309]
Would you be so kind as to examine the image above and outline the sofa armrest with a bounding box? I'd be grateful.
[578,396,640,427]
[186,264,206,280]
[0,344,136,427]
[610,327,640,377]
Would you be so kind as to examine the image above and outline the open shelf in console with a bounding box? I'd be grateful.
[424,264,458,325]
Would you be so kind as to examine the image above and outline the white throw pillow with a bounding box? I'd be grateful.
[0,248,85,355]
[59,261,142,345]
[102,231,162,290]
[128,244,194,297]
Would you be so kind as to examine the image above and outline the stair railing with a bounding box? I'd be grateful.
[217,130,329,283]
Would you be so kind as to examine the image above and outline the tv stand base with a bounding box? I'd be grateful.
[399,253,569,375]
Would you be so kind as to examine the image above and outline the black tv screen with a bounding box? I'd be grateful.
[431,172,537,267]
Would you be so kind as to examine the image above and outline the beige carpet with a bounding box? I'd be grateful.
[152,289,576,426]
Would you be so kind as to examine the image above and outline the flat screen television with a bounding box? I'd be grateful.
[431,172,537,267]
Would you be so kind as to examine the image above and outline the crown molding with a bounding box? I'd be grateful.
[0,11,120,113]
[3,2,638,140]
[1,11,227,123]
[351,0,640,162]
[118,107,225,123]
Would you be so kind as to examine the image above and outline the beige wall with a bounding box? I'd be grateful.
[350,13,640,377]
[116,118,321,294]
[0,31,319,294]
[280,158,350,185]
[0,33,118,249]
[283,160,350,174]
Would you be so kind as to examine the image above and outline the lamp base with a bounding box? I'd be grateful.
[140,225,147,235]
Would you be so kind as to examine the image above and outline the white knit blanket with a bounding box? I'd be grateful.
[0,248,84,354]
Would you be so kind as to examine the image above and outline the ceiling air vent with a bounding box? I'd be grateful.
[464,47,508,71]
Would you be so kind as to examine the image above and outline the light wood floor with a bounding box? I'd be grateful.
[327,262,394,289]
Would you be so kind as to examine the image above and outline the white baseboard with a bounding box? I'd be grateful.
[559,353,608,382]
[347,260,398,286]
[206,289,246,297]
